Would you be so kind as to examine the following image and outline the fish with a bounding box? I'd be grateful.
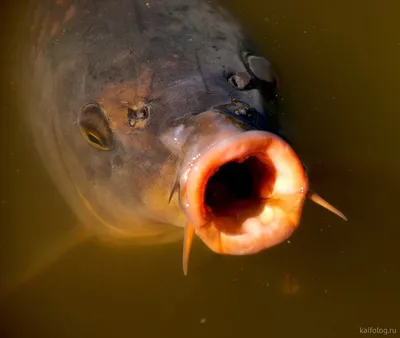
[12,0,346,292]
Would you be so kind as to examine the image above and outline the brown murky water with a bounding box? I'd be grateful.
[1,1,399,337]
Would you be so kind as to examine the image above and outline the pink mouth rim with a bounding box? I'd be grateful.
[179,130,309,255]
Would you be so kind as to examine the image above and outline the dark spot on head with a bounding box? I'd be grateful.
[113,154,123,168]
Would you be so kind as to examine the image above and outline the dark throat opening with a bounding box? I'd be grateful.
[204,156,276,220]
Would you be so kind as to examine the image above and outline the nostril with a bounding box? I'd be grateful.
[234,106,256,120]
[228,72,251,90]
[127,105,150,127]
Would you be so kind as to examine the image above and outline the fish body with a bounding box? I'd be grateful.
[20,0,345,274]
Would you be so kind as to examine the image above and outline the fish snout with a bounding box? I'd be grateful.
[179,130,309,256]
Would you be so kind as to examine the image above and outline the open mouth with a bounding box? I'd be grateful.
[203,154,277,234]
[179,130,309,263]
[177,130,347,275]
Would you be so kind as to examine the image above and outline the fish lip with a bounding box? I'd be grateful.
[179,130,309,255]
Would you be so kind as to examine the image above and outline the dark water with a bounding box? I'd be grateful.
[1,1,399,337]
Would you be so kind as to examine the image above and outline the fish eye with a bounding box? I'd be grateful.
[87,132,101,145]
[83,129,110,150]
[78,103,114,151]
[227,72,251,90]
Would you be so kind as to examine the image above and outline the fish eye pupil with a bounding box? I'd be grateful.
[88,132,102,146]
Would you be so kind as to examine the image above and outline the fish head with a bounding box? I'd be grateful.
[65,47,304,249]
[149,59,346,270]
[24,0,288,244]
[138,59,309,260]
[25,0,345,263]
[42,50,342,261]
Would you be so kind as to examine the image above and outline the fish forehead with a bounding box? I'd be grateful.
[27,0,250,144]
[28,0,249,133]
[26,0,253,173]
[30,0,244,72]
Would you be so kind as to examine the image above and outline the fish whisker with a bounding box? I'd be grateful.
[168,179,179,204]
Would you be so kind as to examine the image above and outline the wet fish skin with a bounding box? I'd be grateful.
[23,0,280,244]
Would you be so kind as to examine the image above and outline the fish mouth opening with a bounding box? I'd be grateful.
[204,155,277,234]
[180,130,309,255]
